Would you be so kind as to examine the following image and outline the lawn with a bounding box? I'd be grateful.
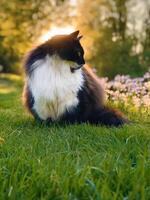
[0,74,150,200]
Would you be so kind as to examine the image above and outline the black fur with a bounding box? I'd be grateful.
[24,30,85,77]
[24,47,47,76]
[23,31,129,127]
[60,68,128,126]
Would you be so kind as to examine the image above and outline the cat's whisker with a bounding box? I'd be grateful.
[70,64,83,73]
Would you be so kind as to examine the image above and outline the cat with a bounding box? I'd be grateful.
[23,30,128,126]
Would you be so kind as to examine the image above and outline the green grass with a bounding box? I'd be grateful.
[0,74,150,200]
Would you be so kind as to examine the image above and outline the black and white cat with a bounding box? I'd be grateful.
[23,30,128,126]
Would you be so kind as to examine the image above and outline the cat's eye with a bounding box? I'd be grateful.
[77,52,81,57]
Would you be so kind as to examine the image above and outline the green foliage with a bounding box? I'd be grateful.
[77,0,150,78]
[0,39,19,73]
[141,9,150,70]
[0,74,150,199]
[0,0,150,77]
[0,0,69,73]
[93,35,144,78]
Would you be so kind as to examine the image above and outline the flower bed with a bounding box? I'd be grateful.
[101,70,150,108]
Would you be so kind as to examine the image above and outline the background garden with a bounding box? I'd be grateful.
[0,0,150,78]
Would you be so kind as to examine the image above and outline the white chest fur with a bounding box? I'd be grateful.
[28,55,84,120]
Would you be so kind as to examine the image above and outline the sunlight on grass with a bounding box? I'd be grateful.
[0,137,5,144]
[0,73,22,82]
[0,73,22,94]
[0,86,14,94]
[0,74,21,94]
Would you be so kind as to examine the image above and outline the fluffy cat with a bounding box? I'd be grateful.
[23,30,128,126]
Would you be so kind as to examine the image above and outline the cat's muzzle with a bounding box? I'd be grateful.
[70,65,83,73]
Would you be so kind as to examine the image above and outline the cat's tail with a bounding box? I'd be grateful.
[88,106,129,127]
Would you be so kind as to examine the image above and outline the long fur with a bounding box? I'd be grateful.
[23,32,128,127]
[25,55,84,120]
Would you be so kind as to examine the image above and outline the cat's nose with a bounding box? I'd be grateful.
[82,58,85,65]
[78,60,85,65]
[80,62,85,66]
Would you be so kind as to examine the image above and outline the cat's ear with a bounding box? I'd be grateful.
[70,30,80,38]
[77,35,83,40]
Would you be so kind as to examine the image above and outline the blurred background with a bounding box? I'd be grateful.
[0,0,150,79]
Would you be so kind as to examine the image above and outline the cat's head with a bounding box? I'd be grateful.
[48,30,85,67]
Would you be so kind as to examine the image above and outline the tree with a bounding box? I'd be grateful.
[142,8,150,70]
[76,0,147,78]
[0,0,70,73]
